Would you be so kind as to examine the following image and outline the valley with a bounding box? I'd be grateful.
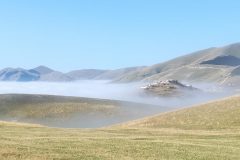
[1,1,240,159]
[1,43,240,159]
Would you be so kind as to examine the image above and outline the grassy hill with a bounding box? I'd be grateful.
[115,43,240,85]
[1,96,240,159]
[0,94,162,128]
[0,94,119,119]
[118,96,240,130]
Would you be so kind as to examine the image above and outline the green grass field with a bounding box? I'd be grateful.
[1,96,240,159]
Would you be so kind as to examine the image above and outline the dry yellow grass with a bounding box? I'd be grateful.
[118,96,240,129]
[0,121,43,127]
[1,122,240,160]
[1,95,240,159]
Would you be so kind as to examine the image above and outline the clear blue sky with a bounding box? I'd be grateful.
[0,0,240,71]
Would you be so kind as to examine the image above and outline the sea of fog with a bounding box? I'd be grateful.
[0,80,236,108]
[0,80,238,128]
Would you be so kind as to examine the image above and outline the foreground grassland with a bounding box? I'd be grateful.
[1,96,240,159]
[120,96,240,130]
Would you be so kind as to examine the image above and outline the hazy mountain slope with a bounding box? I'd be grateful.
[66,69,108,80]
[95,66,146,80]
[145,65,232,83]
[200,55,240,66]
[0,66,145,82]
[66,67,145,80]
[29,66,70,82]
[0,66,61,82]
[231,66,240,76]
[39,71,73,82]
[120,96,240,129]
[1,43,240,83]
[115,47,219,82]
[115,43,240,84]
[30,65,54,75]
[0,68,40,81]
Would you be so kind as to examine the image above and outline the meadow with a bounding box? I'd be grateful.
[1,96,240,160]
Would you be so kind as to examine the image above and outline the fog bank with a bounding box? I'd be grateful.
[0,80,237,109]
[0,80,239,128]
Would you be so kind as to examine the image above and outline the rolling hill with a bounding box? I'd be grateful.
[1,96,240,159]
[0,94,118,118]
[118,95,240,130]
[0,94,162,128]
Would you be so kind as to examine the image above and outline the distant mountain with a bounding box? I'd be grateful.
[115,43,240,86]
[0,66,71,82]
[1,42,240,84]
[66,69,108,80]
[30,65,54,75]
[39,71,72,82]
[31,66,72,82]
[66,67,146,81]
[0,66,144,82]
[0,68,39,81]
[95,67,146,80]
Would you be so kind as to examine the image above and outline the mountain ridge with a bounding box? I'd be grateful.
[0,65,146,82]
[115,42,240,86]
[1,42,240,84]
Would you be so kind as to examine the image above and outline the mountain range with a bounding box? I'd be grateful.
[0,65,145,82]
[1,42,240,85]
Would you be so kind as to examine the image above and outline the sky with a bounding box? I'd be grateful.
[0,0,240,72]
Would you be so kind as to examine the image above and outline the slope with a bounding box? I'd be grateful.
[116,43,240,84]
[0,68,40,81]
[66,69,108,80]
[120,96,240,130]
[1,95,240,159]
[0,94,161,128]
